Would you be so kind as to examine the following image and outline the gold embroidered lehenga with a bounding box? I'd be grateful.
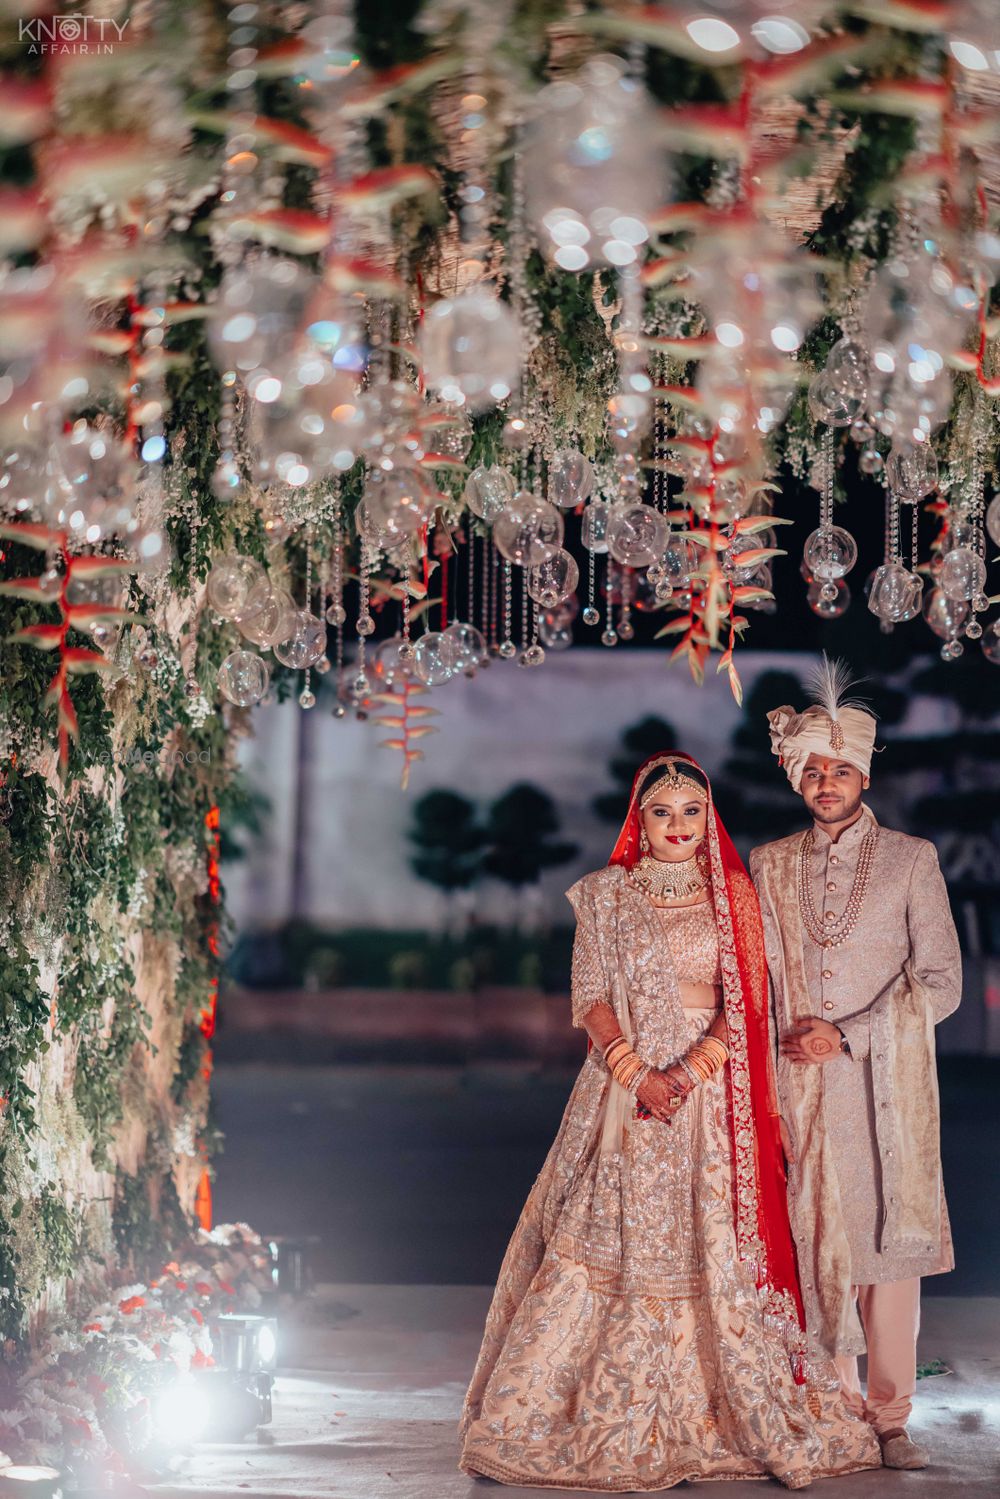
[459,755,880,1492]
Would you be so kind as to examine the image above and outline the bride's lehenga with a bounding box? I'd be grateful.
[459,759,880,1492]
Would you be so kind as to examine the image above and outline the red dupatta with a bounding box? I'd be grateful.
[610,751,808,1377]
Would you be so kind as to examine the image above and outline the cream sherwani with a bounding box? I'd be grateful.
[750,808,961,1432]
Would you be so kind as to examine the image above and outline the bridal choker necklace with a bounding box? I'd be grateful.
[630,852,708,902]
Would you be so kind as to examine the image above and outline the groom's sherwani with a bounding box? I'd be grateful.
[750,807,961,1362]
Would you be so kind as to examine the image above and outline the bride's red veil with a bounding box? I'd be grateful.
[610,751,808,1377]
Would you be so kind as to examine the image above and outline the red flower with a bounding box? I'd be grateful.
[194,1281,212,1296]
[118,1295,146,1315]
[82,1322,103,1333]
[192,1348,214,1370]
[218,1280,236,1295]
[175,1279,187,1291]
[190,1307,204,1325]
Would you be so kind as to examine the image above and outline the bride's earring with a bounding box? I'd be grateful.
[639,825,649,854]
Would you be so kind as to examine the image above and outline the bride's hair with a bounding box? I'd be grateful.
[636,757,709,808]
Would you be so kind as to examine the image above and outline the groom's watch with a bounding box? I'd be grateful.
[836,1026,851,1056]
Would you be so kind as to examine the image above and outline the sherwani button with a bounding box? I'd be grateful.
[824,911,836,922]
[826,882,836,892]
[829,855,839,865]
[822,969,833,979]
[823,1001,834,1011]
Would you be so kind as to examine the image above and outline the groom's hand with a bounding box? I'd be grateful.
[781,1017,843,1064]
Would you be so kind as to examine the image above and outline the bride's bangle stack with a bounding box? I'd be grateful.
[682,1035,729,1084]
[603,1036,651,1096]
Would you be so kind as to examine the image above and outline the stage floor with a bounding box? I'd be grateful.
[155,1284,999,1499]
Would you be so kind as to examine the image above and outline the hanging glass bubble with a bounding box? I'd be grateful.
[413,630,458,685]
[463,464,516,522]
[49,423,136,536]
[808,372,864,428]
[802,525,858,582]
[239,582,297,646]
[207,257,317,376]
[544,594,580,630]
[581,499,612,554]
[493,492,564,566]
[885,442,938,502]
[867,561,923,623]
[373,637,412,686]
[939,545,987,601]
[658,536,699,591]
[982,620,1000,665]
[606,504,667,567]
[607,392,651,452]
[548,448,595,509]
[985,493,1000,547]
[218,649,270,707]
[364,466,436,540]
[923,586,970,639]
[442,621,488,672]
[206,553,267,620]
[858,447,884,476]
[523,53,663,272]
[722,531,773,585]
[527,549,579,608]
[807,578,851,618]
[423,401,473,461]
[709,474,751,525]
[272,609,327,668]
[538,615,574,650]
[419,289,521,411]
[360,378,423,455]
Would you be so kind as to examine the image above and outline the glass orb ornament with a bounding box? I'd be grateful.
[722,533,769,585]
[501,415,532,451]
[493,492,564,566]
[582,604,600,627]
[803,525,858,582]
[939,545,987,601]
[326,599,347,627]
[463,464,516,522]
[207,257,317,376]
[923,586,970,639]
[240,584,297,647]
[359,378,422,456]
[49,422,136,536]
[373,637,412,686]
[419,289,521,411]
[424,401,473,460]
[867,561,923,623]
[218,649,270,707]
[709,474,751,525]
[858,447,884,476]
[981,620,1000,664]
[607,392,651,452]
[523,53,663,271]
[966,618,984,640]
[808,372,864,429]
[885,442,938,502]
[548,448,594,509]
[606,504,667,568]
[986,494,1000,547]
[658,536,699,590]
[519,643,546,668]
[851,418,876,445]
[538,614,574,650]
[527,548,579,608]
[272,609,327,669]
[807,578,851,618]
[581,499,612,554]
[363,465,436,540]
[498,639,517,659]
[601,626,618,647]
[413,629,458,685]
[206,554,266,620]
[443,621,487,672]
[299,688,317,709]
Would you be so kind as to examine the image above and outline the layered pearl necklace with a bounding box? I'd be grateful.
[797,824,880,948]
[630,851,708,902]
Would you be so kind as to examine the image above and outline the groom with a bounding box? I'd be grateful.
[749,661,961,1472]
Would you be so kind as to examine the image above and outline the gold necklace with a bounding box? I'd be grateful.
[630,852,708,902]
[797,825,879,948]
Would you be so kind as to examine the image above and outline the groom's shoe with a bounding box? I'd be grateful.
[878,1428,928,1469]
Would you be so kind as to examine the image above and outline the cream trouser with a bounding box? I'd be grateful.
[832,1278,921,1435]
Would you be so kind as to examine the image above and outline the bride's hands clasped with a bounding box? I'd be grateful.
[637,1063,694,1123]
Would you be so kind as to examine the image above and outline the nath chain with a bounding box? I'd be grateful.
[797,825,880,948]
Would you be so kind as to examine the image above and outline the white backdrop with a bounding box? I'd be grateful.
[226,648,958,932]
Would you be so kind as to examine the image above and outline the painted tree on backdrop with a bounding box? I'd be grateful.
[592,716,681,825]
[408,790,484,929]
[482,784,578,930]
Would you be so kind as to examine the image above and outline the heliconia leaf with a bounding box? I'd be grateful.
[134,301,209,327]
[0,578,53,601]
[64,647,116,674]
[659,104,749,162]
[984,316,1000,340]
[652,384,704,411]
[948,349,981,372]
[726,546,787,567]
[65,605,133,627]
[7,624,63,649]
[341,54,463,120]
[66,556,137,578]
[828,79,947,120]
[43,671,63,709]
[379,738,406,751]
[341,164,437,212]
[370,692,404,706]
[731,585,776,605]
[978,371,1000,395]
[687,649,706,687]
[376,714,406,728]
[578,5,744,65]
[727,660,743,706]
[0,188,45,252]
[87,330,136,356]
[641,257,688,289]
[642,333,715,360]
[420,452,466,471]
[134,350,190,378]
[654,617,693,639]
[753,33,885,101]
[254,35,357,78]
[405,705,438,718]
[677,530,713,548]
[0,77,51,146]
[0,520,61,550]
[325,255,407,300]
[44,133,167,202]
[843,1,947,33]
[648,202,715,236]
[58,692,79,741]
[190,110,333,167]
[406,726,437,740]
[223,208,331,254]
[732,514,794,534]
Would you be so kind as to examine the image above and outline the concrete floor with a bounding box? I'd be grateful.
[156,1283,999,1499]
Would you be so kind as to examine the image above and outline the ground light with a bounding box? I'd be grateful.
[151,1368,269,1447]
[267,1235,318,1296]
[212,1313,279,1374]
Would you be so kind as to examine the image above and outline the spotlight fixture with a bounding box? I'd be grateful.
[212,1312,279,1373]
[150,1368,270,1449]
[267,1234,319,1296]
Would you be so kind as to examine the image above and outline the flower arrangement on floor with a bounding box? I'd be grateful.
[0,1224,272,1475]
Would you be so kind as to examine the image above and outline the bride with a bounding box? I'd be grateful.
[459,753,881,1491]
